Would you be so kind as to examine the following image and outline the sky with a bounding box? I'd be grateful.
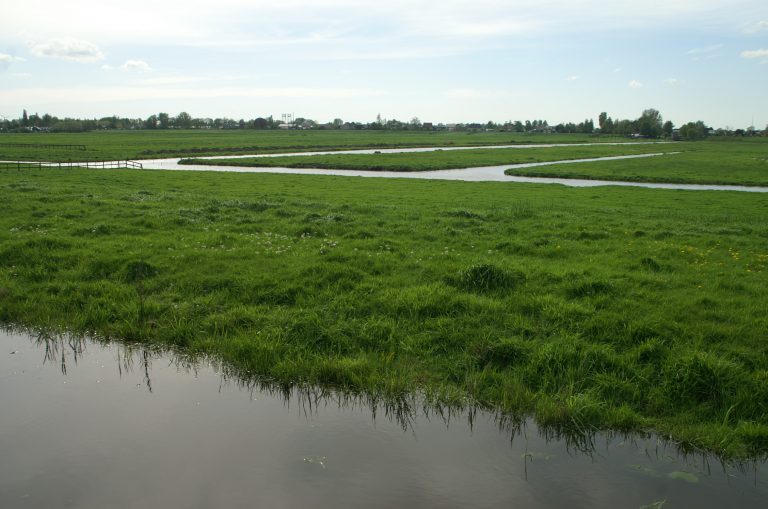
[0,0,766,127]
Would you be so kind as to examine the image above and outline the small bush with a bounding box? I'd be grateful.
[640,257,662,272]
[123,260,158,283]
[456,263,526,293]
[445,209,484,220]
[480,338,531,368]
[566,280,614,298]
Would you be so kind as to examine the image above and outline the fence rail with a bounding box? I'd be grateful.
[0,160,143,170]
[0,143,87,150]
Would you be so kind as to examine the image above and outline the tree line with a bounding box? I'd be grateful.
[2,108,764,140]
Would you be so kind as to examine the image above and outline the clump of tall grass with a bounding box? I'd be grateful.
[455,263,526,294]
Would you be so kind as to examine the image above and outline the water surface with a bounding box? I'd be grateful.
[1,330,766,508]
[142,152,768,193]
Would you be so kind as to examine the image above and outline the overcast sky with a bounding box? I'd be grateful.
[0,0,766,127]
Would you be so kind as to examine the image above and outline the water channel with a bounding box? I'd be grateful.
[2,329,766,508]
[139,147,768,193]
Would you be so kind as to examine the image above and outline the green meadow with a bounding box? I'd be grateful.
[184,143,673,171]
[504,138,768,186]
[0,130,626,162]
[1,164,767,459]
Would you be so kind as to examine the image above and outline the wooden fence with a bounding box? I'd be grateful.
[0,160,143,170]
[0,143,87,150]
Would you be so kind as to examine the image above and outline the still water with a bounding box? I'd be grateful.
[1,329,766,508]
[141,153,768,193]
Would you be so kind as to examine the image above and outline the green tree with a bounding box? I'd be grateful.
[662,120,674,138]
[175,112,192,129]
[679,121,708,140]
[598,112,608,131]
[158,112,170,129]
[637,108,663,138]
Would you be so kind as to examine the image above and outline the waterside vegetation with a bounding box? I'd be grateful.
[181,143,675,172]
[0,130,632,162]
[504,138,768,186]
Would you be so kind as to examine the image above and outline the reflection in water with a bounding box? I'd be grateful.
[20,328,764,468]
[3,327,767,508]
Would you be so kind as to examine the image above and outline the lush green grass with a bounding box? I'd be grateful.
[0,130,629,162]
[504,139,768,186]
[1,167,767,459]
[183,143,674,171]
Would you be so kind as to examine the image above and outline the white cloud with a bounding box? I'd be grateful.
[566,75,579,81]
[0,53,25,63]
[121,59,152,72]
[744,20,768,33]
[12,73,33,78]
[0,86,389,104]
[741,48,768,59]
[28,39,105,63]
[613,67,622,73]
[1,1,762,55]
[628,80,643,88]
[101,64,114,70]
[664,78,679,85]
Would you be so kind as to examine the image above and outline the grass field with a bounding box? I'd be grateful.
[0,130,632,162]
[1,165,767,459]
[504,138,768,186]
[183,143,675,172]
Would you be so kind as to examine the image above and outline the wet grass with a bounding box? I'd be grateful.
[183,143,674,171]
[0,130,625,162]
[1,166,768,459]
[504,138,768,186]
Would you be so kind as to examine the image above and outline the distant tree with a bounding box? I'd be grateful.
[253,117,269,129]
[145,115,158,129]
[637,108,663,138]
[578,119,594,133]
[21,109,28,127]
[175,111,192,129]
[332,118,343,129]
[598,112,608,131]
[158,112,170,129]
[603,117,614,134]
[662,120,674,138]
[409,117,422,129]
[615,119,634,135]
[678,121,708,140]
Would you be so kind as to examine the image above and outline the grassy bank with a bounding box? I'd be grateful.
[181,143,674,171]
[504,139,768,186]
[0,130,626,162]
[1,167,767,458]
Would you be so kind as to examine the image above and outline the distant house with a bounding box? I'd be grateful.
[422,122,434,130]
[278,123,294,130]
